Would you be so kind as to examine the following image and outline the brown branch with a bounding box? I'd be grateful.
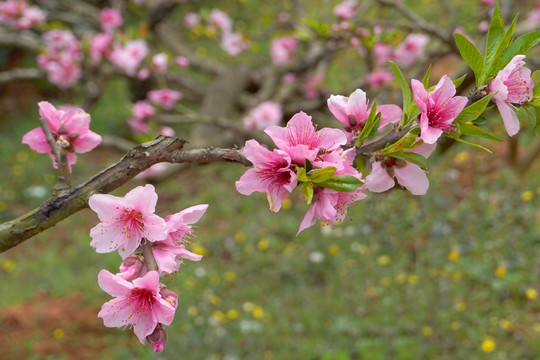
[0,68,44,84]
[356,124,415,157]
[142,239,158,272]
[39,118,70,190]
[0,136,252,253]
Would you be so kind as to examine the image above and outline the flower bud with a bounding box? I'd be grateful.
[159,286,178,308]
[147,325,167,353]
[118,256,143,281]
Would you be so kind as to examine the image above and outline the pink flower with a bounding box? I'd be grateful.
[0,0,45,29]
[89,32,113,63]
[175,56,189,67]
[88,184,168,258]
[127,118,150,134]
[373,43,394,67]
[365,143,436,195]
[132,100,156,121]
[298,150,366,234]
[488,55,533,136]
[209,8,233,32]
[117,256,144,281]
[303,73,326,99]
[152,53,168,74]
[327,89,402,141]
[147,89,183,110]
[159,126,175,137]
[264,111,347,166]
[22,101,102,170]
[394,34,429,67]
[481,0,495,5]
[243,101,283,131]
[367,69,394,90]
[221,31,249,56]
[147,325,167,353]
[151,204,208,275]
[109,40,148,76]
[412,75,468,144]
[478,20,490,33]
[37,30,82,89]
[100,8,122,32]
[271,36,298,65]
[334,0,357,19]
[183,12,200,28]
[97,270,176,344]
[236,139,297,212]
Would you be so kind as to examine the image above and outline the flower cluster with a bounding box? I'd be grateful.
[0,0,45,29]
[37,30,82,89]
[127,89,182,134]
[207,8,249,56]
[89,184,208,352]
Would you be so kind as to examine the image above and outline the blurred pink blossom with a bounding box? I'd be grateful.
[209,8,232,32]
[109,39,148,76]
[100,8,122,32]
[271,36,298,65]
[152,52,168,74]
[147,89,183,109]
[243,101,283,131]
[183,12,200,28]
[367,69,394,91]
[394,34,429,67]
[334,0,357,19]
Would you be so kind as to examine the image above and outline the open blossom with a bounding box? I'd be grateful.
[488,55,533,136]
[97,270,177,345]
[271,36,298,65]
[298,150,366,234]
[209,8,233,32]
[183,12,200,28]
[127,100,155,134]
[412,75,468,144]
[100,8,122,32]
[89,32,113,63]
[236,139,297,212]
[221,31,249,56]
[109,39,148,76]
[327,89,402,141]
[147,89,183,110]
[152,53,168,74]
[0,0,46,29]
[37,30,82,89]
[365,143,437,195]
[265,111,347,166]
[88,184,167,258]
[394,34,429,67]
[334,0,357,19]
[151,204,208,275]
[373,43,395,67]
[367,69,394,90]
[243,101,283,131]
[22,101,102,170]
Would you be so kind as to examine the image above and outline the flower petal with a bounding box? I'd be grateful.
[394,163,429,195]
[365,162,395,193]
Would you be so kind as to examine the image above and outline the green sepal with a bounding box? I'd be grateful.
[317,175,364,192]
[310,167,337,183]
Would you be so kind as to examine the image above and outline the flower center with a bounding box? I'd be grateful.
[121,208,145,231]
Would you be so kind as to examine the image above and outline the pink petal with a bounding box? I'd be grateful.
[327,95,349,125]
[235,169,269,195]
[22,127,50,153]
[98,297,134,328]
[123,184,159,215]
[64,109,91,135]
[365,162,395,193]
[346,89,369,121]
[297,204,317,235]
[411,79,428,113]
[89,220,127,253]
[133,315,158,344]
[72,130,102,153]
[409,142,437,158]
[175,204,209,225]
[153,297,177,325]
[175,247,203,261]
[378,104,403,127]
[88,193,124,221]
[132,270,160,293]
[494,99,520,136]
[420,123,443,144]
[394,163,429,195]
[140,213,168,242]
[431,75,456,103]
[317,127,348,150]
[153,247,181,274]
[38,101,61,130]
[97,269,133,297]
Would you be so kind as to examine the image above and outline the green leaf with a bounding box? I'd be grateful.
[383,127,420,153]
[389,61,412,118]
[422,64,432,88]
[297,167,309,182]
[454,33,484,87]
[453,137,492,153]
[454,93,495,124]
[526,106,536,128]
[355,102,381,147]
[318,175,364,192]
[485,15,517,78]
[390,151,429,169]
[535,107,540,139]
[459,123,503,142]
[452,74,467,88]
[310,167,337,183]
[484,4,505,80]
[532,70,540,99]
[301,182,314,204]
[495,31,540,73]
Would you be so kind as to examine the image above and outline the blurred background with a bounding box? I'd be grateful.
[0,0,539,359]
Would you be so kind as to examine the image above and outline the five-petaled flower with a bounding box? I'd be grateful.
[89,184,168,258]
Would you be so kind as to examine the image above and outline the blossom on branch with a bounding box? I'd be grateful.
[147,89,183,110]
[88,184,167,258]
[22,102,102,170]
[243,101,283,131]
[412,75,467,144]
[488,55,533,136]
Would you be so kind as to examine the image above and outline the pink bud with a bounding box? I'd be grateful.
[118,256,143,281]
[159,286,178,308]
[147,325,167,353]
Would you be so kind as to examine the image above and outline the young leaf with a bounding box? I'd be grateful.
[422,64,432,88]
[297,167,309,182]
[526,106,536,129]
[495,31,540,73]
[454,93,495,124]
[485,15,517,78]
[310,167,337,183]
[454,33,484,87]
[484,4,505,78]
[304,159,313,173]
[459,123,503,142]
[452,74,467,88]
[532,70,540,99]
[317,175,364,192]
[355,102,381,147]
[301,182,314,204]
[389,61,412,117]
[383,127,420,154]
[390,151,429,169]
